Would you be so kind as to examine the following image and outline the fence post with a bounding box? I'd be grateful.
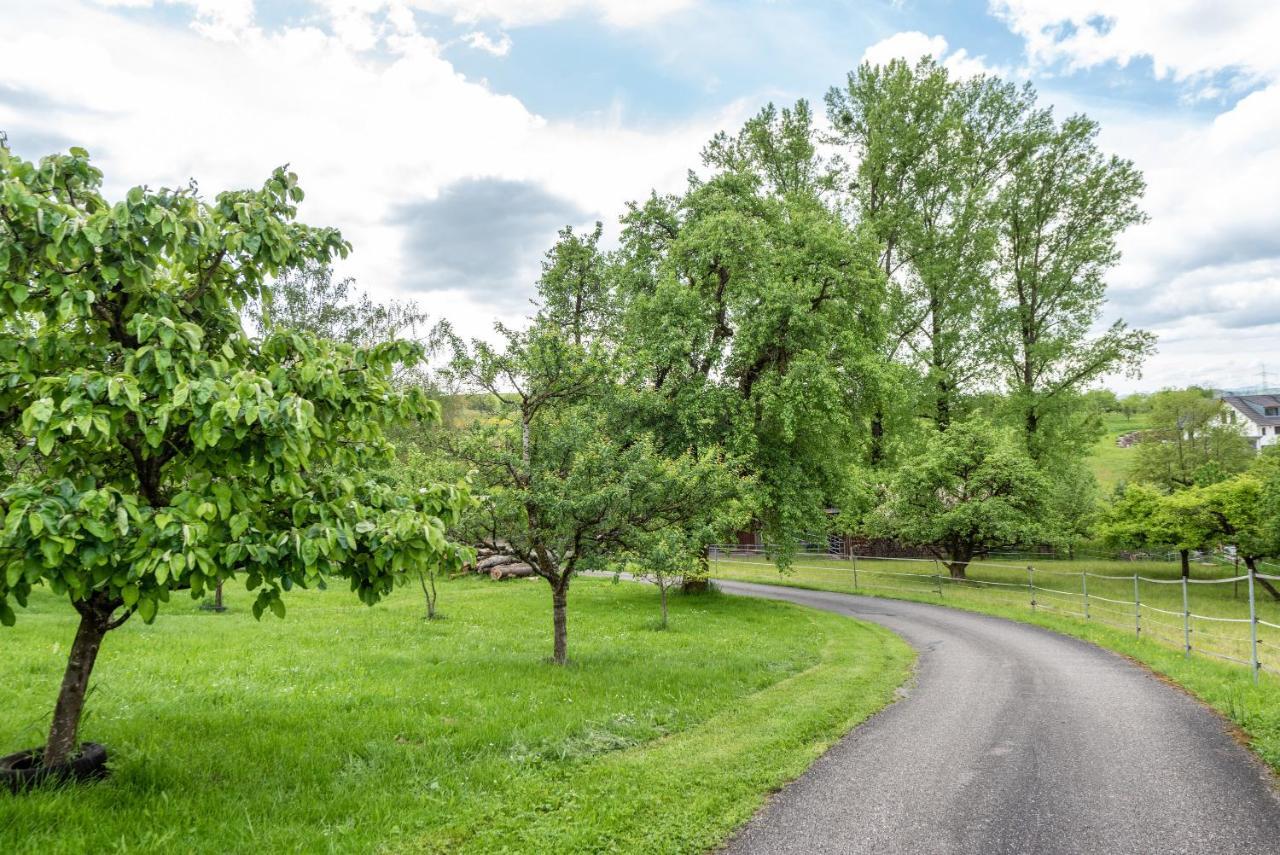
[1082,572,1090,621]
[1133,573,1141,640]
[1028,566,1035,612]
[1249,567,1259,685]
[852,554,859,591]
[934,571,943,598]
[1181,575,1191,658]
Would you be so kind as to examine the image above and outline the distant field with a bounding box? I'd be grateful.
[1087,411,1151,492]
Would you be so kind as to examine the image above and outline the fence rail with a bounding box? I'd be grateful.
[707,546,1278,685]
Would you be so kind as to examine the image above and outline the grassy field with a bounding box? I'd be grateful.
[1087,411,1151,492]
[709,550,1280,771]
[0,576,912,854]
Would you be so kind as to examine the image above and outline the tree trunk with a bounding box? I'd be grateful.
[946,544,972,579]
[214,580,224,611]
[659,579,669,629]
[1246,557,1280,601]
[869,409,885,466]
[1180,549,1190,580]
[551,587,569,665]
[44,598,115,768]
[418,570,437,619]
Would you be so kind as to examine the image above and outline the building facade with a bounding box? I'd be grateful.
[1219,394,1280,449]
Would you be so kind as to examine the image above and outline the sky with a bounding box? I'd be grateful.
[1,0,1278,393]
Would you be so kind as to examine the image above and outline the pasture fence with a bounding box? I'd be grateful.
[707,545,1280,685]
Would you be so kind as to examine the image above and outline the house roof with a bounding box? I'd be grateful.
[1221,394,1280,426]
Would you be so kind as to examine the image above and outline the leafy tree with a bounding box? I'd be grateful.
[827,58,1027,433]
[1200,472,1280,600]
[990,111,1154,460]
[534,222,613,346]
[612,101,884,563]
[1119,392,1151,420]
[1255,447,1280,550]
[251,263,468,619]
[876,418,1045,577]
[1083,389,1121,415]
[1042,458,1101,556]
[1157,488,1217,579]
[618,522,747,629]
[1096,483,1164,552]
[444,323,740,664]
[249,260,430,347]
[1098,482,1214,578]
[1131,388,1253,490]
[0,143,471,770]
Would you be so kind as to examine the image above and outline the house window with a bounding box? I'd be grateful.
[1266,406,1280,417]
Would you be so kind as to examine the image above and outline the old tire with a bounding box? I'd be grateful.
[0,742,109,793]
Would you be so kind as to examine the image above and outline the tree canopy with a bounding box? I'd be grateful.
[612,101,885,558]
[876,418,1045,577]
[0,141,471,768]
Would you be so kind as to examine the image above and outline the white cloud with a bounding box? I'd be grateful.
[860,31,947,66]
[450,0,698,28]
[0,0,735,342]
[462,30,512,56]
[989,1,1280,86]
[985,3,1280,390]
[92,0,256,39]
[860,31,1004,78]
[354,0,699,30]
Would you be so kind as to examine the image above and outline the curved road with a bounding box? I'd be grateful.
[717,580,1280,855]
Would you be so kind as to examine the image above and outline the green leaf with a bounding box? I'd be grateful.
[268,597,286,619]
[137,596,157,623]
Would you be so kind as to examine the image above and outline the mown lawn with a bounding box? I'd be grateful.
[710,552,1280,773]
[0,576,912,854]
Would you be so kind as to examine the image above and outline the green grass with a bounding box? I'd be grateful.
[1087,411,1151,491]
[0,576,913,854]
[710,551,1280,772]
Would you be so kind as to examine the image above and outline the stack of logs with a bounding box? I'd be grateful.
[470,547,536,581]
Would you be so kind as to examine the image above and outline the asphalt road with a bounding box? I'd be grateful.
[717,580,1280,855]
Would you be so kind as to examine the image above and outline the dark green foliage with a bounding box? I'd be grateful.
[612,101,886,557]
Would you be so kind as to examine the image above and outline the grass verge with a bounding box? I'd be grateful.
[0,576,913,854]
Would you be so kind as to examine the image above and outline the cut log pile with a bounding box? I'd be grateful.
[467,550,536,580]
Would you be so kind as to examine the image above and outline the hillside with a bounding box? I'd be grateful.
[1087,411,1151,493]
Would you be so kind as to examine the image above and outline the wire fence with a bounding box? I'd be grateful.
[707,546,1280,684]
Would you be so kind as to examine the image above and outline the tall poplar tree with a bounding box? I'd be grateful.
[991,111,1155,461]
[826,58,1029,434]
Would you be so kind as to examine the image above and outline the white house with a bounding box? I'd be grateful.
[1218,394,1280,449]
